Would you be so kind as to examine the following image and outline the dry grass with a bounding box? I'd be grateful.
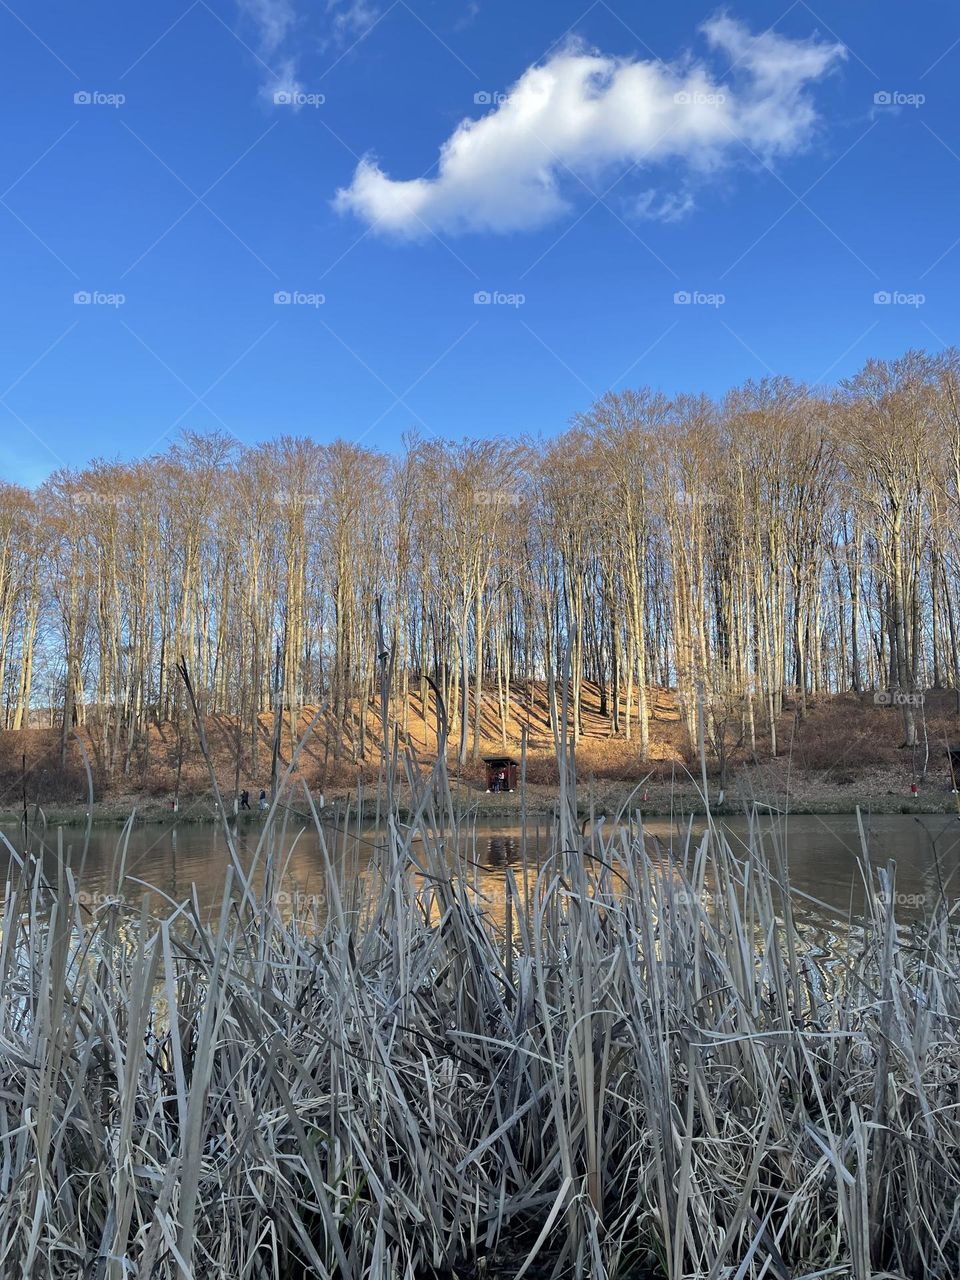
[4,684,959,818]
[1,725,959,1277]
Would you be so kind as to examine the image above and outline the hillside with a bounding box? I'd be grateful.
[2,682,959,821]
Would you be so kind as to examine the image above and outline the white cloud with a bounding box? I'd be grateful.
[260,58,303,108]
[327,0,381,40]
[335,15,845,237]
[455,1,481,30]
[238,0,303,106]
[240,0,381,102]
[238,0,297,55]
[634,189,695,223]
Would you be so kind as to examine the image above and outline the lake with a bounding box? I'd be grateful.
[6,812,960,935]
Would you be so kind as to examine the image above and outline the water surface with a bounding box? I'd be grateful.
[7,812,960,932]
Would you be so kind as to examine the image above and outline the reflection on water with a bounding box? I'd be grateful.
[482,835,519,870]
[4,812,960,955]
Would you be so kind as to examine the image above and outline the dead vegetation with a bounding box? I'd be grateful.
[1,713,959,1277]
[1,682,957,820]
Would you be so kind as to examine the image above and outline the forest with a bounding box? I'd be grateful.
[0,348,957,780]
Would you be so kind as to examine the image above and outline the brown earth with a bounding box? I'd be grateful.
[1,682,958,823]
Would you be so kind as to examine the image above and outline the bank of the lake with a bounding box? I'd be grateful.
[4,762,959,828]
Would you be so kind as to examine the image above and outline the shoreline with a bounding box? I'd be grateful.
[3,782,958,828]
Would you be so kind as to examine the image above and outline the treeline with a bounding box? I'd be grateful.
[1,348,958,774]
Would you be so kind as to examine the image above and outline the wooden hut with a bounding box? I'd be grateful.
[483,756,518,793]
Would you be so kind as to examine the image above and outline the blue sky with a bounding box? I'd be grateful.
[1,0,957,484]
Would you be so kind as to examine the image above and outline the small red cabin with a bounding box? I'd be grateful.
[484,756,518,793]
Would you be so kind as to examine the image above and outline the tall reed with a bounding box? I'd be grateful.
[0,734,958,1278]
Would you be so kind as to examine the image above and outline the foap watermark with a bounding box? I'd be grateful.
[274,290,325,307]
[674,290,725,308]
[874,290,925,307]
[474,90,510,106]
[74,290,126,308]
[70,492,129,510]
[670,888,711,909]
[76,890,126,909]
[876,888,926,909]
[676,488,723,508]
[874,90,925,108]
[474,488,524,507]
[272,489,322,507]
[274,88,325,108]
[474,290,526,308]
[874,690,924,707]
[272,889,329,909]
[674,90,726,107]
[74,90,125,108]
